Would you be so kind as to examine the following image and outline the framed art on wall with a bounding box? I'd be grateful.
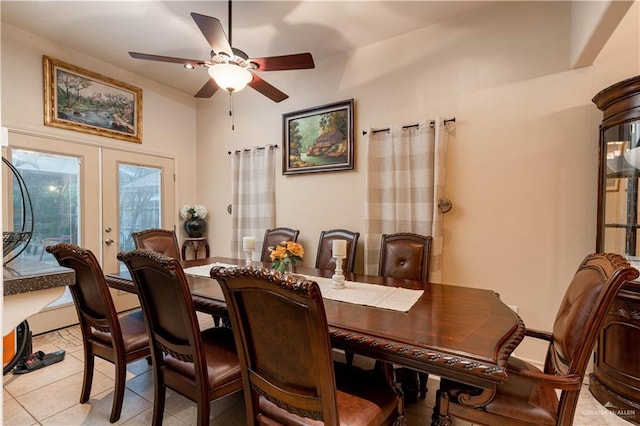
[282,99,354,175]
[43,56,142,143]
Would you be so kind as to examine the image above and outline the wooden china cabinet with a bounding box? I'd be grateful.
[592,75,640,425]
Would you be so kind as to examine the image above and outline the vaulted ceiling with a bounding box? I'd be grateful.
[0,1,496,96]
[1,1,632,99]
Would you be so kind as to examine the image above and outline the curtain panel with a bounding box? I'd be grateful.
[230,145,277,258]
[364,119,451,282]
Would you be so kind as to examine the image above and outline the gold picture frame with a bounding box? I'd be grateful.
[43,56,142,143]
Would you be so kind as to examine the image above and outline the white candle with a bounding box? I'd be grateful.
[332,239,347,257]
[243,236,256,250]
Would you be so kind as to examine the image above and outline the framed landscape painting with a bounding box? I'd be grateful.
[282,99,354,175]
[43,56,142,143]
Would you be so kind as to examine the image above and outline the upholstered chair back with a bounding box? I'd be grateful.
[315,229,360,273]
[379,232,432,282]
[260,227,300,262]
[132,228,181,259]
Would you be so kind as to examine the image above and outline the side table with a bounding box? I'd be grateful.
[182,237,210,260]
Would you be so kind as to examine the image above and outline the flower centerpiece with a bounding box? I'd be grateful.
[269,240,304,273]
[180,204,208,238]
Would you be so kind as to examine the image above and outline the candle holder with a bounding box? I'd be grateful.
[332,255,346,289]
[244,249,254,267]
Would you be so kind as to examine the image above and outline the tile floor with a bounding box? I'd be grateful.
[2,313,634,425]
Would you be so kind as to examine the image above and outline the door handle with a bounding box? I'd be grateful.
[105,238,114,245]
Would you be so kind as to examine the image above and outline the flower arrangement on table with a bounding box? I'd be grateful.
[269,241,304,273]
[180,204,208,238]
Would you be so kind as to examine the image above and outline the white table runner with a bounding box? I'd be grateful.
[184,263,237,277]
[184,264,423,312]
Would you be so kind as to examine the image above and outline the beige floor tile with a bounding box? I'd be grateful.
[94,357,150,382]
[3,351,84,397]
[573,384,634,426]
[120,407,190,426]
[163,390,244,425]
[3,386,14,402]
[40,388,151,425]
[123,370,158,402]
[34,327,83,353]
[15,370,114,421]
[3,395,38,425]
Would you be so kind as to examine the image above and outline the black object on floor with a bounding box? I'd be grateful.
[13,349,65,374]
[3,320,32,376]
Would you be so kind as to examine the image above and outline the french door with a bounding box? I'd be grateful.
[5,133,175,333]
[101,149,175,312]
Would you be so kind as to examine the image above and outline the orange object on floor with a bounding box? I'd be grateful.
[3,329,16,366]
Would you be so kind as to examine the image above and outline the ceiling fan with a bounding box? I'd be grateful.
[128,1,315,103]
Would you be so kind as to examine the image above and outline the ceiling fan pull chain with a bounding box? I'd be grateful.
[230,93,235,131]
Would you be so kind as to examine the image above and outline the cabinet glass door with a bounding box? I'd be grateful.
[602,121,640,256]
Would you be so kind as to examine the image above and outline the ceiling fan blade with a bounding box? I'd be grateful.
[248,74,288,103]
[194,78,220,98]
[191,12,233,57]
[250,53,315,71]
[129,52,205,67]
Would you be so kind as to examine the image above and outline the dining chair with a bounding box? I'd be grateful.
[46,243,150,423]
[434,252,639,426]
[117,249,243,426]
[259,226,300,262]
[379,232,432,402]
[132,228,181,260]
[379,232,432,282]
[211,266,405,426]
[132,227,229,327]
[315,228,360,273]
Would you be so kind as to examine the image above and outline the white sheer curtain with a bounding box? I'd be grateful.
[364,118,451,282]
[230,145,277,258]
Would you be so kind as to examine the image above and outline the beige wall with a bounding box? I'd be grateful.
[196,1,640,361]
[2,1,639,364]
[1,24,199,240]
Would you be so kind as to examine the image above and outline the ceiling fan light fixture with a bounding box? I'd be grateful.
[184,64,195,70]
[208,63,252,92]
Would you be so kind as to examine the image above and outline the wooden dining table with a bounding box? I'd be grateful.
[106,256,525,410]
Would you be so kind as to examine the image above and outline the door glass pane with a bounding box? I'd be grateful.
[11,149,81,308]
[118,164,162,255]
[11,149,80,264]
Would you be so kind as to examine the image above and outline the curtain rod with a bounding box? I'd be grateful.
[362,117,455,136]
[228,144,279,155]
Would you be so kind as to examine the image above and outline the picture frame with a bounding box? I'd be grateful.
[282,99,354,175]
[606,178,620,192]
[43,55,142,143]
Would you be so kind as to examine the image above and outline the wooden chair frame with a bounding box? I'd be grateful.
[118,249,242,426]
[315,228,360,273]
[46,243,150,423]
[433,253,639,426]
[132,228,181,260]
[259,227,300,262]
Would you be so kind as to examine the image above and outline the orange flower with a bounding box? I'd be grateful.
[268,240,304,273]
[269,245,288,261]
[286,241,304,258]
